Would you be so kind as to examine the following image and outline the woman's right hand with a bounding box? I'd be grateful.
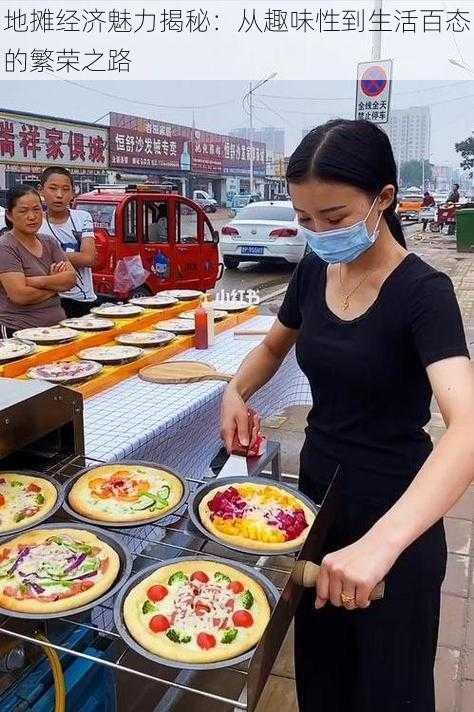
[220,386,261,454]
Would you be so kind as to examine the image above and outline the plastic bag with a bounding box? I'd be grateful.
[113,255,149,295]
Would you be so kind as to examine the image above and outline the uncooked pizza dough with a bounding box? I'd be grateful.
[0,528,120,614]
[198,482,315,552]
[0,473,58,534]
[68,464,184,523]
[123,560,271,664]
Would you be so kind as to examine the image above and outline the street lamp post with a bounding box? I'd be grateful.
[372,0,383,61]
[249,81,254,194]
[245,72,277,194]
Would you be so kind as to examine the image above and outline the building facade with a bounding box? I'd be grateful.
[385,106,431,165]
[231,126,285,157]
[0,109,109,193]
[110,113,267,202]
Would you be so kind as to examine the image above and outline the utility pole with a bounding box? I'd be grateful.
[249,81,254,194]
[372,0,383,61]
[244,72,277,195]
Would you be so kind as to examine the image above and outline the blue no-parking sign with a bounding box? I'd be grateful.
[355,60,393,124]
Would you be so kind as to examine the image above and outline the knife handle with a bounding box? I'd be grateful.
[230,410,255,456]
[294,561,385,601]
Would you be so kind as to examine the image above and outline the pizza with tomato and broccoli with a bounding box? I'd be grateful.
[0,528,120,614]
[123,560,271,664]
[68,464,184,524]
[198,482,315,552]
[0,473,58,534]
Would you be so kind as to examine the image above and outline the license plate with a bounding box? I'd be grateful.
[241,245,264,256]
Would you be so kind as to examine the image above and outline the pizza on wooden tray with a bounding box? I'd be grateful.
[68,464,184,523]
[198,482,315,552]
[123,560,271,664]
[0,528,120,614]
[0,473,58,534]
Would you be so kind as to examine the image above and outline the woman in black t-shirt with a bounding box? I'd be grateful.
[221,120,473,712]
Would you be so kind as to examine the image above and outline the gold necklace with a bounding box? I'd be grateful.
[339,263,369,311]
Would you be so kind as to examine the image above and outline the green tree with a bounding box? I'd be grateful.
[400,160,433,188]
[455,136,474,175]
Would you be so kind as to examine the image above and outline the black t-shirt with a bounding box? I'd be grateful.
[278,252,469,499]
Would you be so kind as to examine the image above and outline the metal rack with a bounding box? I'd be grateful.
[0,449,331,712]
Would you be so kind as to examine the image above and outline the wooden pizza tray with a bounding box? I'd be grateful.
[113,555,280,671]
[138,361,234,384]
[61,460,190,529]
[188,476,319,557]
[0,470,65,540]
[0,522,133,620]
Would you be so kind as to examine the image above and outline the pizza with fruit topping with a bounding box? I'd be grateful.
[0,474,58,534]
[123,560,271,664]
[68,464,184,523]
[0,528,120,614]
[198,482,315,552]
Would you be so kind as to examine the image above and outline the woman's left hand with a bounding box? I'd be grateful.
[315,532,400,610]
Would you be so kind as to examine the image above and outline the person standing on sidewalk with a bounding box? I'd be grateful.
[39,167,97,318]
[421,190,436,232]
[221,120,474,712]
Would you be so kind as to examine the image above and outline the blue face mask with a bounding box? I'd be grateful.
[300,196,383,264]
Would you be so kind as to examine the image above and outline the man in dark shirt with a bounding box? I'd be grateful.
[421,191,436,232]
[447,183,460,204]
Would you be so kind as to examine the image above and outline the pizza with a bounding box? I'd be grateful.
[68,464,184,523]
[13,327,78,344]
[27,360,102,384]
[160,289,203,300]
[129,295,179,308]
[210,300,250,312]
[123,560,271,664]
[91,304,144,318]
[155,319,195,334]
[115,331,175,348]
[77,345,144,363]
[0,528,120,614]
[198,482,315,552]
[0,338,35,363]
[61,317,115,331]
[0,473,58,534]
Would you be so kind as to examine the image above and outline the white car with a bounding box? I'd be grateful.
[220,201,306,269]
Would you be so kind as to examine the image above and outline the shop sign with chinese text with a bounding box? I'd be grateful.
[0,112,108,168]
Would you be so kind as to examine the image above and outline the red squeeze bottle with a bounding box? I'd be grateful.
[194,302,209,349]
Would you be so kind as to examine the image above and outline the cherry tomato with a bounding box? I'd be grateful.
[197,632,216,650]
[227,580,244,594]
[149,615,170,633]
[147,585,168,602]
[232,610,254,628]
[0,494,5,507]
[26,483,41,493]
[190,571,209,584]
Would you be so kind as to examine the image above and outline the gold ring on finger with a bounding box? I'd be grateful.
[340,591,356,609]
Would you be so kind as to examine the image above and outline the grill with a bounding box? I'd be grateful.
[0,377,338,711]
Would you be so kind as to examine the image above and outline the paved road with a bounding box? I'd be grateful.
[212,208,420,304]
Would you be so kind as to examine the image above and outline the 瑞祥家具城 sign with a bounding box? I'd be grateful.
[355,60,393,125]
[0,111,108,169]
